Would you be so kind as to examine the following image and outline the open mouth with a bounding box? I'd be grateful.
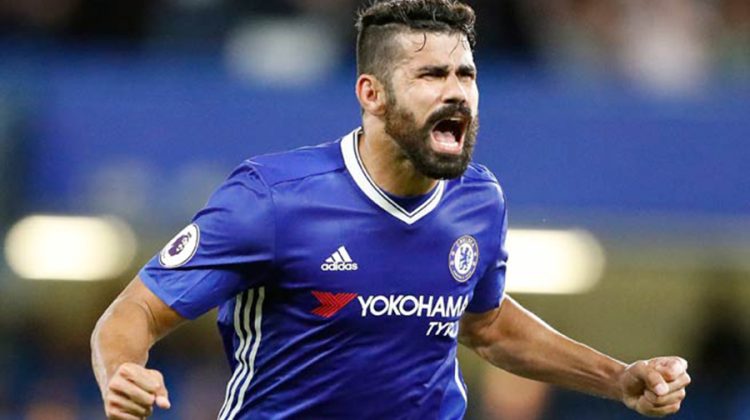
[430,117,468,155]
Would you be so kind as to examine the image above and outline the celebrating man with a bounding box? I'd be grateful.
[91,1,690,418]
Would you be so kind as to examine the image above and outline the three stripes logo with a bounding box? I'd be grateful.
[311,291,358,318]
[320,246,359,271]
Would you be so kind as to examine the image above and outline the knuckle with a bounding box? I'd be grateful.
[666,402,681,414]
[118,363,133,376]
[106,406,122,419]
[128,404,148,417]
[149,369,164,382]
[643,391,657,404]
[133,404,148,416]
[656,403,680,416]
[108,380,123,393]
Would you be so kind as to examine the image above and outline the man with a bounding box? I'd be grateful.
[91,1,690,419]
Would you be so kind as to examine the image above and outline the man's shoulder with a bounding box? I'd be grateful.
[462,162,501,186]
[245,139,345,187]
[455,162,506,207]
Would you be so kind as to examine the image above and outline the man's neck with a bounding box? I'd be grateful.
[357,124,438,197]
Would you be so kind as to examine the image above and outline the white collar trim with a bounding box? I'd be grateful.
[341,128,445,225]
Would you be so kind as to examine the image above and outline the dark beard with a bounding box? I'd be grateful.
[383,95,478,180]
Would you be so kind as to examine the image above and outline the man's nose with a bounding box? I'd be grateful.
[442,74,469,105]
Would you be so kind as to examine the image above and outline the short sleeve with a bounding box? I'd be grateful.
[466,197,508,313]
[140,162,274,319]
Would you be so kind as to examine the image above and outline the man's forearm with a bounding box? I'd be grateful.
[91,298,157,396]
[93,278,183,418]
[463,297,627,400]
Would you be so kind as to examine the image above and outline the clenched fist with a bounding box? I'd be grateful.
[619,357,690,417]
[104,362,171,419]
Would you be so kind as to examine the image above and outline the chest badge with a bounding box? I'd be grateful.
[449,235,479,282]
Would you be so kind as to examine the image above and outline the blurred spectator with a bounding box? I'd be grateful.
[0,99,26,225]
[617,0,712,95]
[479,368,550,420]
[468,0,539,61]
[0,0,80,38]
[687,290,750,420]
[24,377,80,420]
[530,0,623,82]
[0,0,152,45]
[714,0,750,82]
[531,0,715,94]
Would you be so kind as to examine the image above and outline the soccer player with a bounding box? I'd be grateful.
[91,1,690,419]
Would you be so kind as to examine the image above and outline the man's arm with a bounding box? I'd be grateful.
[91,275,187,419]
[459,295,690,417]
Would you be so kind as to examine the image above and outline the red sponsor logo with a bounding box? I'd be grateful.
[311,291,358,318]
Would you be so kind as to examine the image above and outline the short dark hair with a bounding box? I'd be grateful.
[355,0,476,83]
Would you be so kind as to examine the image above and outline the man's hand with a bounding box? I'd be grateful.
[620,357,690,417]
[104,362,171,420]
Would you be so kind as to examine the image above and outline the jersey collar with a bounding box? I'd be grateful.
[341,128,445,225]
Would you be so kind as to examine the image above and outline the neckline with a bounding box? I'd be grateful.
[340,128,445,225]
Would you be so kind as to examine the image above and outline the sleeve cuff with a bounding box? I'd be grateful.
[138,268,200,320]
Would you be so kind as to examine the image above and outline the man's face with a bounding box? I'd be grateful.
[383,31,479,180]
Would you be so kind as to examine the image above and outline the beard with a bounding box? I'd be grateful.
[383,92,478,180]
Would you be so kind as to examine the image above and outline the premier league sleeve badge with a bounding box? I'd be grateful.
[159,223,200,268]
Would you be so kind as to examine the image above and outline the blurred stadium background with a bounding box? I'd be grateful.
[1,0,749,419]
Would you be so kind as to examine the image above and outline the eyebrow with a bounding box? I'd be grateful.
[457,64,477,75]
[415,64,476,75]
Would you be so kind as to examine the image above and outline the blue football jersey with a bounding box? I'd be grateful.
[140,128,509,419]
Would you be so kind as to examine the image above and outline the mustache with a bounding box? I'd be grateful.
[426,103,473,127]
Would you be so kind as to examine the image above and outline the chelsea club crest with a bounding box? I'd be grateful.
[449,235,479,282]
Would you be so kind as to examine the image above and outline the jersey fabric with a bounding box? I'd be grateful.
[140,128,509,420]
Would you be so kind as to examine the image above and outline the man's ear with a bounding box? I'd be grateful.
[356,74,388,116]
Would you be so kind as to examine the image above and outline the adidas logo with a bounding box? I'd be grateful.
[320,246,359,271]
